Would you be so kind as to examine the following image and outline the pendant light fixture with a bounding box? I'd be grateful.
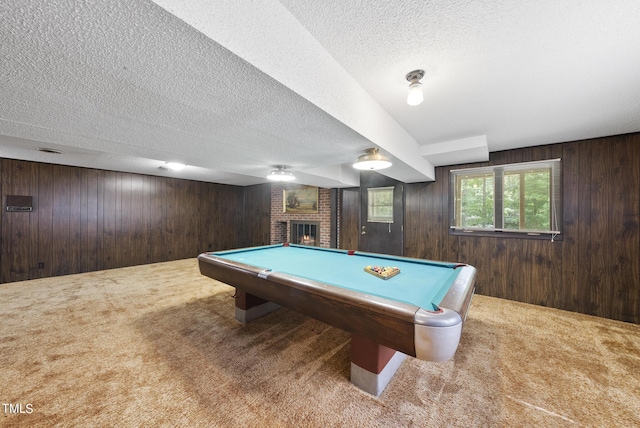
[406,69,425,106]
[353,148,392,170]
[267,165,296,181]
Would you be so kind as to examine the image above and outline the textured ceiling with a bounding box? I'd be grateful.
[1,0,639,187]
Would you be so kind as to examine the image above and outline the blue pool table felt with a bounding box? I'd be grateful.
[212,245,460,311]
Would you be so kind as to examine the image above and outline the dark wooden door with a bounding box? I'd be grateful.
[358,171,404,256]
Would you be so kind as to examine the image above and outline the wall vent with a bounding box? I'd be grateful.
[6,195,33,212]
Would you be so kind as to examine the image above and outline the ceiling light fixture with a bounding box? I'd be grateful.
[353,148,392,170]
[406,69,425,106]
[165,162,186,171]
[267,165,296,181]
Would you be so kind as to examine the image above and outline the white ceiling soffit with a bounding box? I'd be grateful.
[151,0,436,183]
[421,135,489,166]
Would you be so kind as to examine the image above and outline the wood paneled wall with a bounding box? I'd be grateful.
[338,188,359,251]
[243,183,272,247]
[342,134,640,324]
[0,159,270,283]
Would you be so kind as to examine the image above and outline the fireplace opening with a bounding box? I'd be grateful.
[290,221,320,246]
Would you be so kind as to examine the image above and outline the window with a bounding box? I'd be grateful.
[367,186,394,223]
[450,159,561,239]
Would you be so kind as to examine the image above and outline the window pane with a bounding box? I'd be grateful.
[503,173,520,229]
[457,174,494,228]
[524,170,550,230]
[372,205,392,218]
[503,169,551,231]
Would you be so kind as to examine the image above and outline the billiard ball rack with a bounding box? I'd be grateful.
[364,265,401,280]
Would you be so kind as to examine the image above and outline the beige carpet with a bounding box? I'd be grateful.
[1,259,639,427]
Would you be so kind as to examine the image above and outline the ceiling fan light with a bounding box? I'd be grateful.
[353,148,392,170]
[267,166,296,181]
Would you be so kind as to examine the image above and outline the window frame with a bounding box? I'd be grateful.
[367,186,394,223]
[449,159,562,240]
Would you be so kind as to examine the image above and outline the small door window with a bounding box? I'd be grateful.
[367,186,394,223]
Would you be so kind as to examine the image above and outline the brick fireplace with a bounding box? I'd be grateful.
[270,184,332,247]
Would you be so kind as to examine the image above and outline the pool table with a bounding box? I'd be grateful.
[198,244,476,396]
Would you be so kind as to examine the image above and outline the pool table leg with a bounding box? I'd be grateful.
[350,335,407,397]
[234,289,280,324]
